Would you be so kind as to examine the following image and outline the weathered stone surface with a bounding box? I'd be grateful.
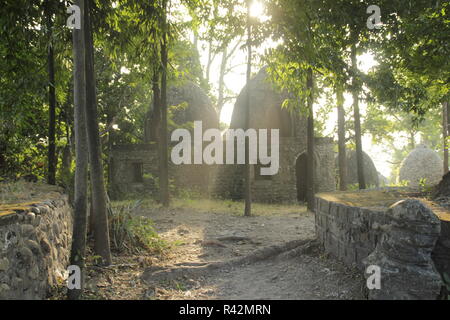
[362,200,442,300]
[339,150,379,188]
[0,258,9,271]
[0,193,72,300]
[230,67,305,137]
[111,68,336,202]
[168,81,219,130]
[399,144,443,188]
[316,191,447,300]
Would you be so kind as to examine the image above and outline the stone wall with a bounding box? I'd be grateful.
[0,193,72,299]
[315,190,450,299]
[111,136,336,203]
[213,137,336,203]
[110,144,215,198]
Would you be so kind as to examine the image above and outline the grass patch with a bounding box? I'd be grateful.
[109,200,173,255]
[172,198,305,216]
[113,197,306,217]
[0,180,61,205]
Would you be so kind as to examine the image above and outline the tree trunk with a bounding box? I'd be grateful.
[337,85,347,191]
[159,0,170,207]
[217,46,228,117]
[443,101,448,173]
[244,0,252,217]
[205,41,213,84]
[351,43,366,190]
[83,0,112,265]
[143,70,161,143]
[409,130,416,149]
[446,99,450,152]
[306,68,315,211]
[68,0,88,300]
[151,70,161,142]
[45,0,56,185]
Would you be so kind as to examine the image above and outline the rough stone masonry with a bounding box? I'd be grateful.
[0,194,72,299]
[362,199,442,299]
[316,191,450,300]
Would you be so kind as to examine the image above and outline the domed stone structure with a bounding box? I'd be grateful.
[399,144,443,188]
[168,81,219,130]
[229,67,305,137]
[340,150,379,188]
[214,67,336,202]
[113,81,219,198]
[144,81,219,142]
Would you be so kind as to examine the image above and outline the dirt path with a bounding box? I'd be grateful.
[68,201,365,300]
[139,204,365,300]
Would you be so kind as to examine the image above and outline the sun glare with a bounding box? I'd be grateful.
[250,1,265,18]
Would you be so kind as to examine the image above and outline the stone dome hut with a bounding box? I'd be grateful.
[399,144,443,188]
[229,67,305,136]
[112,81,219,198]
[214,68,336,202]
[145,81,219,142]
[168,81,219,130]
[340,150,379,188]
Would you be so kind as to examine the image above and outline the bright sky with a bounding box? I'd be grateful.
[196,1,397,180]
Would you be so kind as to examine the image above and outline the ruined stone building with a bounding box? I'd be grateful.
[110,81,219,198]
[110,68,336,202]
[399,144,443,187]
[212,68,335,202]
[336,150,380,188]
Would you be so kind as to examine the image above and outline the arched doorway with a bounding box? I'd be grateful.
[296,153,308,202]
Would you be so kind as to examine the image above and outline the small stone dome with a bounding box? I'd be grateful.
[338,150,379,187]
[399,144,443,187]
[168,81,219,130]
[230,67,306,137]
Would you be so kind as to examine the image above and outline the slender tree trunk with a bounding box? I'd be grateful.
[306,68,315,211]
[206,41,213,84]
[243,0,252,217]
[351,43,366,190]
[193,30,198,50]
[83,0,112,265]
[151,70,161,142]
[446,99,450,148]
[409,130,415,149]
[337,85,347,191]
[45,0,56,185]
[159,0,170,207]
[144,70,161,143]
[68,0,88,300]
[444,101,449,173]
[217,46,228,118]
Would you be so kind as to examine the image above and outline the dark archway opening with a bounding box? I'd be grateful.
[296,153,308,202]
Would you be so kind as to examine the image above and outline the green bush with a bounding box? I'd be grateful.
[109,200,168,254]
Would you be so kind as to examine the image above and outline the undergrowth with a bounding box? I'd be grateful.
[109,200,170,255]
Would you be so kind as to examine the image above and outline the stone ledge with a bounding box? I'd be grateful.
[315,189,450,300]
[0,186,72,300]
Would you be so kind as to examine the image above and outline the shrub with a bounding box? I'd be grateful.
[109,200,168,254]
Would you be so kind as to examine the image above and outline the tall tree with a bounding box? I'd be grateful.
[336,84,347,191]
[443,102,449,174]
[243,0,252,217]
[83,0,111,265]
[351,42,366,189]
[45,0,56,185]
[68,0,88,300]
[306,68,315,211]
[159,0,170,207]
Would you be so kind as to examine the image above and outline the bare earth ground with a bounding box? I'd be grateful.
[52,200,365,300]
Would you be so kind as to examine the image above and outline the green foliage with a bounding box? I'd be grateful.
[109,200,169,254]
